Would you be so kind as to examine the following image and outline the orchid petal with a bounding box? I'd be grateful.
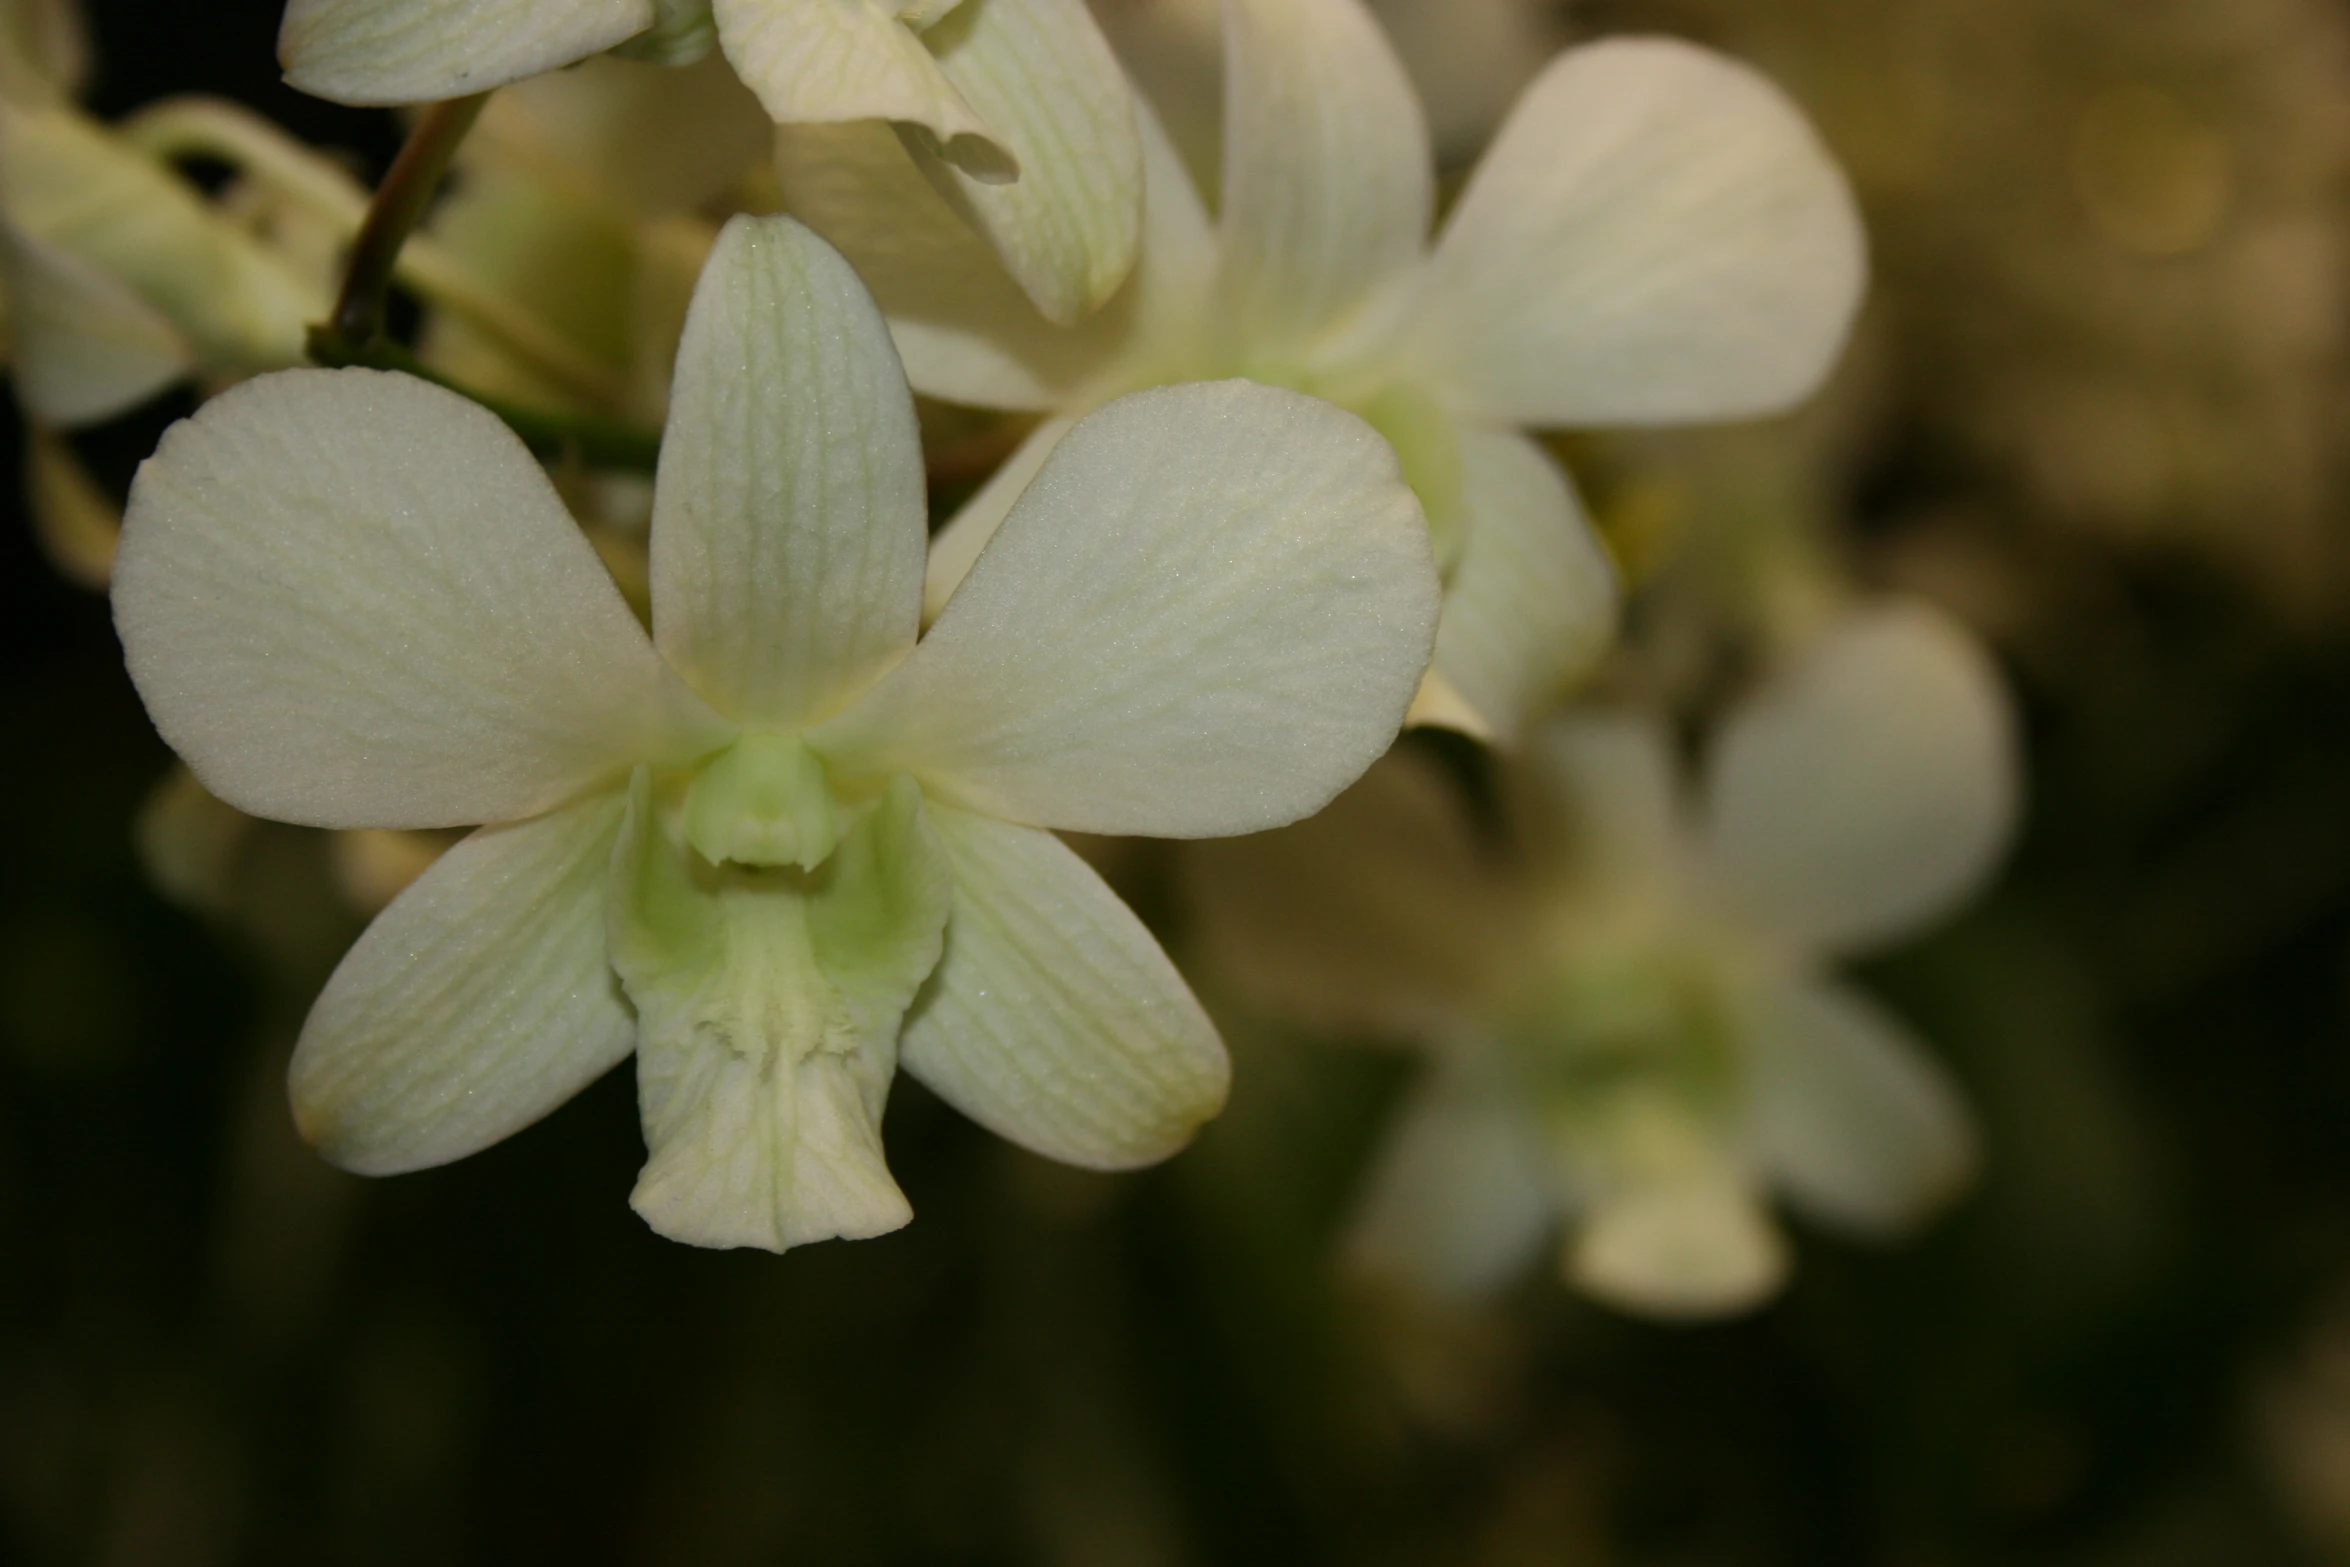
[777,94,1211,409]
[1568,1161,1788,1319]
[713,0,998,172]
[1705,602,2018,956]
[114,368,728,830]
[899,802,1227,1168]
[1217,0,1431,358]
[0,218,191,426]
[288,790,635,1175]
[1346,1069,1557,1296]
[280,0,655,106]
[650,215,927,729]
[920,415,1072,621]
[903,0,1142,325]
[1738,972,1978,1238]
[611,769,950,1250]
[1432,428,1618,743]
[812,381,1439,838]
[1408,37,1866,426]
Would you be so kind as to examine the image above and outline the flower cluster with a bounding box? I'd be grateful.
[17,0,2020,1318]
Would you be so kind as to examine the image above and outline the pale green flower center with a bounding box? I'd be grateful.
[681,732,842,872]
[1498,951,1741,1151]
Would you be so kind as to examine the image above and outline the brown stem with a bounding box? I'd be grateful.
[318,92,489,358]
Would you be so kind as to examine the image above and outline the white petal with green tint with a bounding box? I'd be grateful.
[1216,0,1431,358]
[0,218,191,426]
[907,0,1141,325]
[610,770,951,1250]
[114,369,728,831]
[1346,1070,1558,1296]
[777,94,1211,410]
[1569,1161,1788,1319]
[1431,428,1618,743]
[280,0,656,106]
[1705,602,2017,957]
[713,0,997,172]
[920,415,1072,621]
[288,790,635,1175]
[650,215,927,728]
[898,803,1227,1169]
[1406,38,1866,426]
[1739,971,1976,1238]
[812,381,1440,838]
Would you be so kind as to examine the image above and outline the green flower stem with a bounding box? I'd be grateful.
[321,91,489,359]
[127,99,627,407]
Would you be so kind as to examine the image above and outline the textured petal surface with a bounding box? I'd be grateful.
[1739,972,1978,1238]
[650,215,927,728]
[288,791,635,1176]
[909,0,1141,324]
[1432,428,1619,743]
[281,0,655,105]
[777,95,1212,410]
[611,771,949,1250]
[1217,0,1431,358]
[1705,601,2018,956]
[812,381,1440,838]
[898,803,1228,1168]
[1408,37,1866,426]
[920,415,1071,620]
[114,369,726,830]
[1346,1070,1559,1297]
[1182,749,1528,1037]
[714,0,995,167]
[0,218,191,425]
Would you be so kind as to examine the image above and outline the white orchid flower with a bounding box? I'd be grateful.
[278,0,1143,326]
[1187,603,2015,1318]
[781,0,1867,743]
[111,214,1440,1252]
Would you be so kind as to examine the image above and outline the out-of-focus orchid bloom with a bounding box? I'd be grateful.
[1188,603,2015,1317]
[784,0,1866,743]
